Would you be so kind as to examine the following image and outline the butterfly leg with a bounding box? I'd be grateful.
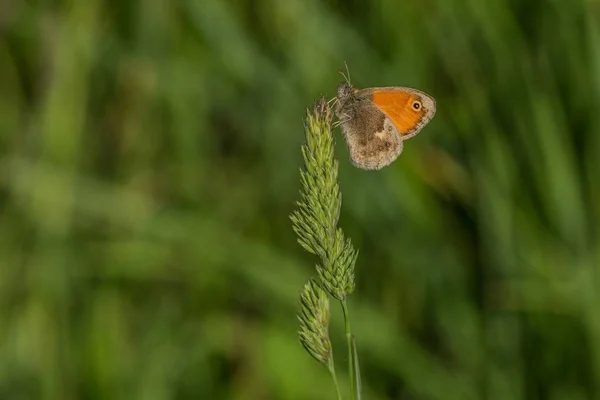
[333,112,353,128]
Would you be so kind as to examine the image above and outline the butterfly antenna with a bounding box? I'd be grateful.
[338,61,351,84]
[344,61,351,83]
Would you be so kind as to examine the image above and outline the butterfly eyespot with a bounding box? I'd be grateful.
[411,100,422,111]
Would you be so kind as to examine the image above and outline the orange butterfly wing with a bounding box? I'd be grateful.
[370,89,430,137]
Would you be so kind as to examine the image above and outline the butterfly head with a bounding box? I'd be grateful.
[337,81,355,100]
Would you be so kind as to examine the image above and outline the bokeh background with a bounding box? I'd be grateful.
[1,0,600,399]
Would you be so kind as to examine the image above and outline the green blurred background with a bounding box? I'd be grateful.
[1,0,600,399]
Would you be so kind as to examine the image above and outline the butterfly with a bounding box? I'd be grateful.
[334,73,436,170]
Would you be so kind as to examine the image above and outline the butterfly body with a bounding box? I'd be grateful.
[335,82,436,170]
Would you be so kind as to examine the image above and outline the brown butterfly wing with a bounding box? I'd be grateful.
[339,100,404,170]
